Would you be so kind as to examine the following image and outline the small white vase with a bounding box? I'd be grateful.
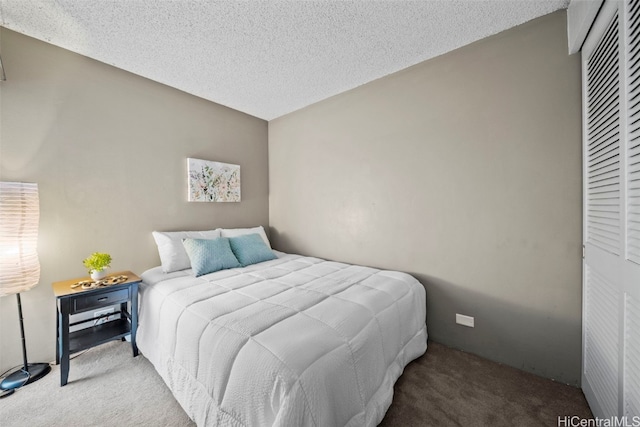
[91,270,107,281]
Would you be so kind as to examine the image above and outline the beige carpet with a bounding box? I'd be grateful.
[380,342,592,426]
[1,341,194,427]
[0,340,591,426]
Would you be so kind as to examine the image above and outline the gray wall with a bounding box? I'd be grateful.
[269,11,583,385]
[0,29,268,372]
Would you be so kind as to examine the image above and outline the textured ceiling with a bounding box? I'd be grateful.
[0,1,569,120]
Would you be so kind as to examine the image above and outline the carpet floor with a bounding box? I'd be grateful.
[0,340,591,426]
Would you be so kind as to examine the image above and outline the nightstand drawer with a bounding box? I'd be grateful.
[73,288,130,313]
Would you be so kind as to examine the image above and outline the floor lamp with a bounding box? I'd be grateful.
[0,182,51,397]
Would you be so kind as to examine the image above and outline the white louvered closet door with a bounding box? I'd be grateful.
[582,0,640,418]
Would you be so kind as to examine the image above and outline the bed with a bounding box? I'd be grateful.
[137,250,427,427]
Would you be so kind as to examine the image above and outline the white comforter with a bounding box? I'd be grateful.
[137,252,427,427]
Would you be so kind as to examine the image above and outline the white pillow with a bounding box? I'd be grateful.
[152,229,221,273]
[220,226,271,248]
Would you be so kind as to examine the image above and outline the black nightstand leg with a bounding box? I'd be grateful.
[131,283,139,357]
[120,301,127,341]
[55,307,60,365]
[59,299,70,386]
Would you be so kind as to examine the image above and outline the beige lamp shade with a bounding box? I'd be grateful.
[0,182,40,297]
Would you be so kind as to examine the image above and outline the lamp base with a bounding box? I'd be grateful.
[0,363,51,391]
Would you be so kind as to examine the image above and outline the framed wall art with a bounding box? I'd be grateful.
[187,158,241,202]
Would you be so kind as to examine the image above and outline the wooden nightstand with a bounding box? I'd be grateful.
[52,271,141,386]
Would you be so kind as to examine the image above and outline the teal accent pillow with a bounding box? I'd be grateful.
[182,237,241,277]
[229,233,278,267]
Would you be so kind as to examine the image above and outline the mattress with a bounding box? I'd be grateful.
[137,251,427,427]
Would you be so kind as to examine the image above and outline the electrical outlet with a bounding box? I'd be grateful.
[94,308,115,325]
[456,313,474,328]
